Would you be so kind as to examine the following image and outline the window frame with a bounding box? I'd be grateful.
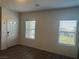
[58,20,77,46]
[24,20,36,40]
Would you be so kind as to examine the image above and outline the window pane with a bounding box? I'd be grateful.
[25,21,36,39]
[29,30,35,39]
[59,20,77,46]
[30,21,36,29]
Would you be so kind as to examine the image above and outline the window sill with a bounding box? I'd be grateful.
[25,37,35,40]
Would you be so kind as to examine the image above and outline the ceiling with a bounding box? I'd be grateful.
[0,0,79,12]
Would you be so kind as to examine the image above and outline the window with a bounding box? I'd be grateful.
[25,21,36,39]
[59,20,77,46]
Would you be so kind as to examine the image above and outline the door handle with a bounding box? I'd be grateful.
[7,32,9,34]
[7,32,9,36]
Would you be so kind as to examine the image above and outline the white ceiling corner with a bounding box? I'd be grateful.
[0,0,79,12]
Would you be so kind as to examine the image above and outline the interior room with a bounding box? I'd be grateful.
[0,0,79,59]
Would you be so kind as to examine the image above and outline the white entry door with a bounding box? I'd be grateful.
[6,19,18,48]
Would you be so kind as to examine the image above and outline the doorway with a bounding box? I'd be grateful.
[6,19,18,48]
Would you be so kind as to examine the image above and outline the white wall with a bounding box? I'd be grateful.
[0,7,1,49]
[1,7,19,50]
[19,7,79,58]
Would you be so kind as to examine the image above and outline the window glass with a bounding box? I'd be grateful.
[59,20,77,46]
[25,21,36,39]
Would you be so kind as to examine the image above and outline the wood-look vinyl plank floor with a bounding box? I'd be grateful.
[0,45,75,59]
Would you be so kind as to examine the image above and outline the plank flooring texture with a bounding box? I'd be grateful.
[0,45,75,59]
